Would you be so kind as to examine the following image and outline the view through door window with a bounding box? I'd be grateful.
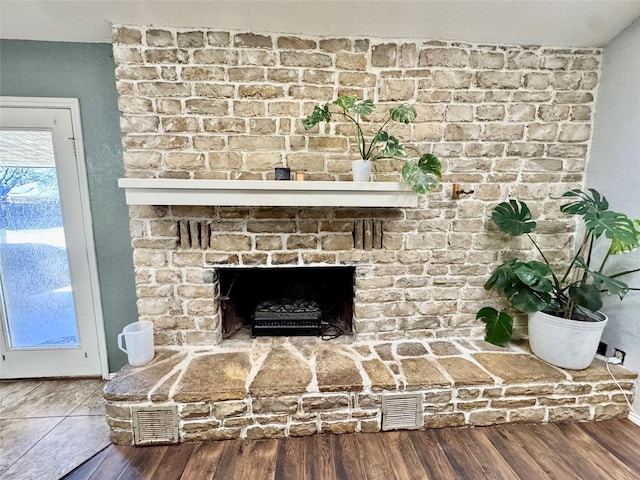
[0,129,79,347]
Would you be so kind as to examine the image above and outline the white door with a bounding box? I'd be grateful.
[0,97,107,378]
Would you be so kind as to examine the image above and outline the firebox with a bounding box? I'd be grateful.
[218,266,354,339]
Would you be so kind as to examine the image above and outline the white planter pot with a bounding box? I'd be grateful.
[528,310,607,370]
[352,159,372,182]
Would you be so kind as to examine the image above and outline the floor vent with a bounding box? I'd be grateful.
[132,405,179,445]
[381,393,423,431]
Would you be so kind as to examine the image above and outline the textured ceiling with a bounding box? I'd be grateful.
[1,1,639,47]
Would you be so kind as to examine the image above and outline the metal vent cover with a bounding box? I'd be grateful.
[381,393,423,431]
[178,220,210,249]
[353,219,383,250]
[132,405,179,445]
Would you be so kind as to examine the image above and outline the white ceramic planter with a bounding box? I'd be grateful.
[352,159,372,182]
[528,310,607,370]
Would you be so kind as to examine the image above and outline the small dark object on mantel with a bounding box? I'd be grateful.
[274,167,291,180]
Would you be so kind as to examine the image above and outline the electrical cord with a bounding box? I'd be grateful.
[321,321,344,340]
[605,357,634,411]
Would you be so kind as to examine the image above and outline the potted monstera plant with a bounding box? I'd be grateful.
[302,95,441,194]
[477,189,639,369]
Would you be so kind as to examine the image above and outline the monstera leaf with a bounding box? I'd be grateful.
[562,189,637,244]
[561,188,608,215]
[608,219,640,255]
[333,95,357,110]
[514,261,554,293]
[401,153,442,194]
[591,272,629,300]
[418,153,442,177]
[484,259,520,290]
[375,132,405,159]
[485,260,552,313]
[492,200,537,236]
[505,284,552,313]
[584,210,638,243]
[568,284,603,311]
[302,105,331,130]
[476,307,513,346]
[573,256,629,300]
[333,96,374,116]
[389,103,417,124]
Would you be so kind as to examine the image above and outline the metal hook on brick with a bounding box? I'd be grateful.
[452,183,475,200]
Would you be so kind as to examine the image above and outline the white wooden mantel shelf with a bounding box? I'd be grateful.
[118,179,419,207]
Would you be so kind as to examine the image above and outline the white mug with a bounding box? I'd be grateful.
[117,320,154,366]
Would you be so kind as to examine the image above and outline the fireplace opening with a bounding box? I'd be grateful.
[219,266,354,339]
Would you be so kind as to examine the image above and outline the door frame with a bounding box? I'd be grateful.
[0,96,109,379]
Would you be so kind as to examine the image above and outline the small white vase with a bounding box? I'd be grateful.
[528,310,607,370]
[352,159,372,182]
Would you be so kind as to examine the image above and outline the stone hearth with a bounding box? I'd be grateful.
[104,338,636,444]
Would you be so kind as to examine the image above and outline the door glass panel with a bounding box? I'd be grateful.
[0,129,79,348]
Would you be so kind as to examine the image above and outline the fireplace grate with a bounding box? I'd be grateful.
[252,299,322,337]
[252,319,323,336]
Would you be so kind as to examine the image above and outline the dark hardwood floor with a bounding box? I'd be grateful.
[64,419,640,480]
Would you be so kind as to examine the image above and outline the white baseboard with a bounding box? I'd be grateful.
[628,410,640,426]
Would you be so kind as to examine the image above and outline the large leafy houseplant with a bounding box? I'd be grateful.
[302,95,442,194]
[477,189,640,346]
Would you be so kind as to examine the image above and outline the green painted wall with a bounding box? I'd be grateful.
[0,40,136,372]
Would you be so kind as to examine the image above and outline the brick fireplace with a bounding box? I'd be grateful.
[104,25,636,444]
[112,22,609,342]
[112,24,604,345]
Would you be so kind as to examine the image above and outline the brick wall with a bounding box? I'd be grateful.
[112,25,601,346]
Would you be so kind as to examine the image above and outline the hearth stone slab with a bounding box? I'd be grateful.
[249,347,313,396]
[316,348,363,392]
[361,359,396,391]
[374,344,394,361]
[151,371,181,402]
[400,357,450,388]
[473,353,567,384]
[570,359,634,382]
[429,340,462,356]
[437,357,495,386]
[103,338,637,445]
[174,353,251,402]
[103,351,187,401]
[396,342,428,356]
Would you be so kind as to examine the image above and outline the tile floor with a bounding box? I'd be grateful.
[0,378,109,480]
